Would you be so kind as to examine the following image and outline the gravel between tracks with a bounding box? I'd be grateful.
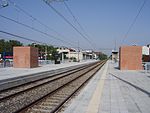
[0,62,100,113]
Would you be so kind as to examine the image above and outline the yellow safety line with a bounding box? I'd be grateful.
[86,62,108,113]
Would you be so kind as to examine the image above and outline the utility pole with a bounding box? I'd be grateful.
[78,41,79,62]
[114,39,116,51]
[61,47,64,63]
[45,45,47,61]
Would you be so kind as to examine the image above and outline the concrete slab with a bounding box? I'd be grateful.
[63,60,150,113]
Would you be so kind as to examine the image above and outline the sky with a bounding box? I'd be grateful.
[0,0,150,54]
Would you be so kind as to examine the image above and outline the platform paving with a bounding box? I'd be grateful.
[63,60,150,113]
[0,60,96,81]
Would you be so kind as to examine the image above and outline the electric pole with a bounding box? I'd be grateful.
[78,41,79,62]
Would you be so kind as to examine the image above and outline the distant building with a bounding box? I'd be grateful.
[142,45,150,62]
[94,52,102,59]
[57,47,96,62]
[142,46,149,55]
[147,44,150,48]
[111,50,119,62]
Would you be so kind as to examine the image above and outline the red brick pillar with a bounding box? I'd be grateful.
[119,46,143,70]
[13,46,38,68]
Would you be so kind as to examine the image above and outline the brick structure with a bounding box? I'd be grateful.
[13,47,38,68]
[119,46,143,70]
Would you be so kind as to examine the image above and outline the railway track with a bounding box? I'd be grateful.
[0,62,96,101]
[0,61,106,113]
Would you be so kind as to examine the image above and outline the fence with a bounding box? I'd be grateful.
[0,61,13,68]
[0,60,55,68]
[38,60,54,65]
[143,62,150,73]
[0,59,81,68]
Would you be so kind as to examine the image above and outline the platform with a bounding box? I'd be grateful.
[0,60,97,91]
[63,60,150,113]
[0,60,96,81]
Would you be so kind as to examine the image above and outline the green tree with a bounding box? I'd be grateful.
[0,39,23,52]
[28,43,57,60]
[0,39,5,52]
[99,53,107,60]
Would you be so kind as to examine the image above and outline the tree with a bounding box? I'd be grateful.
[0,39,23,53]
[0,39,5,52]
[28,43,57,60]
[99,53,107,60]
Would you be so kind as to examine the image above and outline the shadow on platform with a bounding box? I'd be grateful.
[109,73,150,97]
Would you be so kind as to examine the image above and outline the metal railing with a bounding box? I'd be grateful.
[143,62,150,73]
[0,61,13,68]
[38,60,54,65]
[0,60,55,68]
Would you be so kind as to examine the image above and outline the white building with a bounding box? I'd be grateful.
[111,50,119,62]
[142,46,149,55]
[57,47,95,62]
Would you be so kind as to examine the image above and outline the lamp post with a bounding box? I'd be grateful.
[45,45,47,61]
[78,41,79,62]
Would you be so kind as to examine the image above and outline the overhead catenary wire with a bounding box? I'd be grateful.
[42,0,96,50]
[0,30,48,45]
[63,1,97,50]
[121,0,147,45]
[8,0,75,45]
[0,14,76,47]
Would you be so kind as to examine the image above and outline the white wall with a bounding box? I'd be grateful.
[142,46,149,55]
[66,52,83,61]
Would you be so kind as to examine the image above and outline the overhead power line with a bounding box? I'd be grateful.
[8,0,74,45]
[0,14,76,47]
[42,0,96,50]
[121,0,147,45]
[63,1,97,49]
[0,30,48,45]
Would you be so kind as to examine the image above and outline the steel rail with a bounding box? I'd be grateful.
[17,61,106,113]
[0,61,103,113]
[0,62,97,101]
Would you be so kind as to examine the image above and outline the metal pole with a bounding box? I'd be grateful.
[78,41,79,62]
[45,45,47,61]
[3,49,6,67]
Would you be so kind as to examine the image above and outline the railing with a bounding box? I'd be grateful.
[0,60,55,68]
[0,59,91,68]
[0,61,13,68]
[38,60,54,65]
[143,62,150,73]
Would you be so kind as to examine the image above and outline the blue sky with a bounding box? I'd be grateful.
[0,0,150,53]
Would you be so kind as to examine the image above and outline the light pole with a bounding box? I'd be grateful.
[78,41,79,62]
[45,45,48,61]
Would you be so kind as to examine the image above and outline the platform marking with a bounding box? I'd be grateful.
[86,62,108,113]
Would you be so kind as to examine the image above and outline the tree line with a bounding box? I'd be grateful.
[0,39,57,60]
[0,39,23,52]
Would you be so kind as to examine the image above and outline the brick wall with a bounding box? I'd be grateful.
[13,47,38,68]
[119,46,143,70]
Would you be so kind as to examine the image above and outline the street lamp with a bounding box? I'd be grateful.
[45,45,48,61]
